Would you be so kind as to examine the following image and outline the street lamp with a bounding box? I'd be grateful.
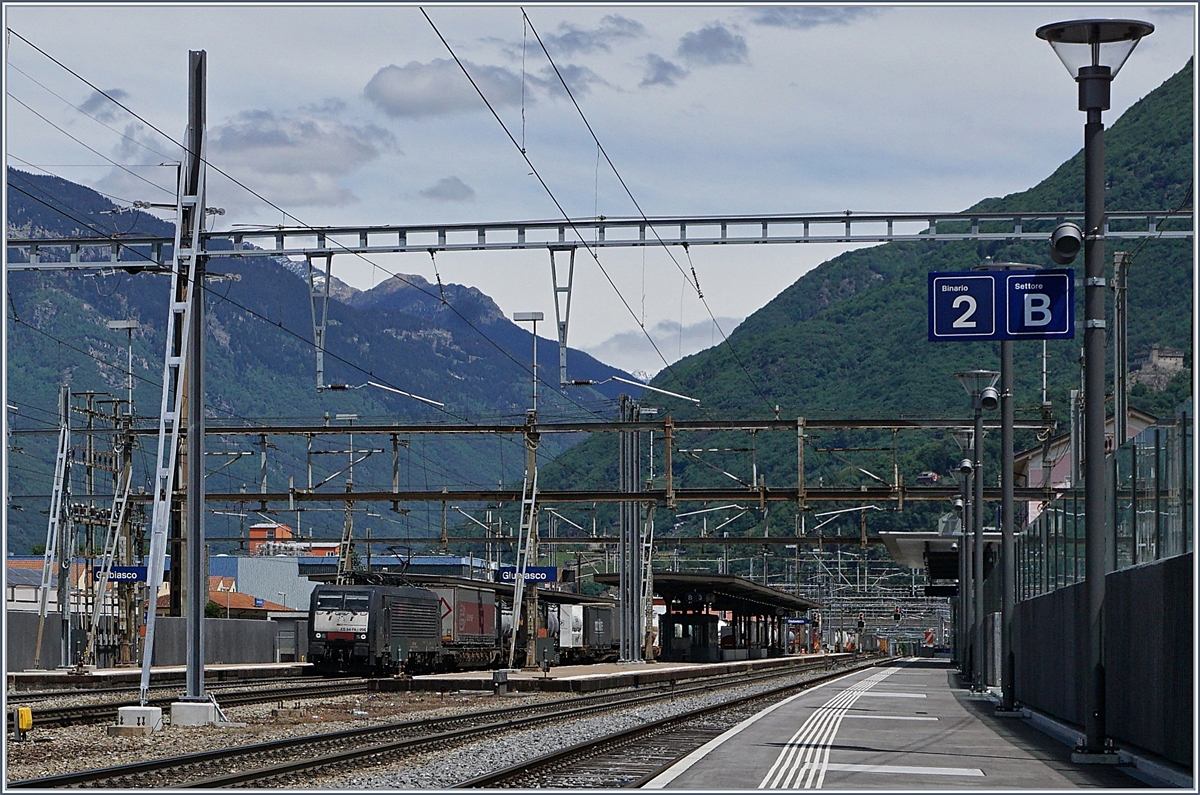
[956,370,998,692]
[1036,16,1153,760]
[951,430,973,679]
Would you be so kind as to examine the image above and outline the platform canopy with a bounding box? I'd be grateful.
[879,530,1001,580]
[594,572,818,614]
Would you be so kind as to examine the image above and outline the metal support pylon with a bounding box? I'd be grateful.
[618,395,642,662]
[33,387,71,670]
[81,446,133,668]
[549,247,575,387]
[506,424,539,669]
[308,250,333,390]
[335,483,355,584]
[640,503,656,660]
[139,125,208,706]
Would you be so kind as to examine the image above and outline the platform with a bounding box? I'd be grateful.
[371,652,854,694]
[644,658,1144,789]
[7,662,312,691]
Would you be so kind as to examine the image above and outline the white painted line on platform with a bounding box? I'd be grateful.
[823,762,984,777]
[641,669,865,789]
[853,692,926,698]
[840,714,938,720]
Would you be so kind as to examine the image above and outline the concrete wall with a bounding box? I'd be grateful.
[8,614,297,670]
[150,617,279,665]
[7,611,67,671]
[1015,552,1192,767]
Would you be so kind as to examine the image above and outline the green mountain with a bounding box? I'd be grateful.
[5,169,640,554]
[541,59,1193,540]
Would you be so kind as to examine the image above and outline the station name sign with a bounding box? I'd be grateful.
[498,566,559,583]
[928,269,1074,342]
[92,566,147,582]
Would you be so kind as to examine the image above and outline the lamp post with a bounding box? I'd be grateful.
[1036,17,1153,759]
[951,431,973,679]
[956,370,998,692]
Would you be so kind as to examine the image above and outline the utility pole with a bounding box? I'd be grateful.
[182,48,209,710]
[618,394,643,662]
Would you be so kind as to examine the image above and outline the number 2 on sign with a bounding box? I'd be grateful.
[951,295,977,328]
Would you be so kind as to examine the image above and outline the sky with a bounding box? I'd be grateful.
[3,3,1196,377]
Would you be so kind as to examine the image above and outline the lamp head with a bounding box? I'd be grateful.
[955,370,1000,401]
[1035,19,1153,79]
[959,458,974,475]
[980,385,1000,412]
[1050,222,1083,264]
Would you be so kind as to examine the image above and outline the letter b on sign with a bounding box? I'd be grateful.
[1005,271,1073,338]
[1024,294,1052,327]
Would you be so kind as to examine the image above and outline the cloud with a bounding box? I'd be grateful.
[676,24,748,67]
[79,89,130,122]
[749,7,878,29]
[640,54,688,87]
[534,63,608,98]
[365,58,523,118]
[583,316,743,376]
[420,176,476,203]
[207,110,396,207]
[536,14,646,55]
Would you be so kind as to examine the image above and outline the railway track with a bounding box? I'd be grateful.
[454,665,871,788]
[8,658,866,788]
[18,678,368,727]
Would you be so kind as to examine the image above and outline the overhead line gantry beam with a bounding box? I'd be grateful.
[7,210,1190,271]
[127,485,1057,505]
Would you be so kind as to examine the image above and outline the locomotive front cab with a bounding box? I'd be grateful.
[309,587,375,673]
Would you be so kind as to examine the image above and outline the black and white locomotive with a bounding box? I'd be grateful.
[307,577,618,676]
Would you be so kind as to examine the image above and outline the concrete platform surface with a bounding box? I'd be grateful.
[8,662,312,690]
[645,658,1145,790]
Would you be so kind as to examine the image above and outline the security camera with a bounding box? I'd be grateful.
[981,385,1000,411]
[1050,222,1083,265]
[959,458,974,474]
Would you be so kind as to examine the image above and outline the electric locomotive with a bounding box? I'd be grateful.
[308,584,441,676]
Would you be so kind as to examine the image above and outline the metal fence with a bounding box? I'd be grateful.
[1018,401,1192,600]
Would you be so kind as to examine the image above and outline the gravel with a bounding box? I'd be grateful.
[7,665,846,787]
[307,667,836,789]
[5,689,565,782]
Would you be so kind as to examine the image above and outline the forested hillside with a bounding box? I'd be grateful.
[540,59,1193,539]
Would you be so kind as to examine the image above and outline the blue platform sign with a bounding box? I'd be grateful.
[928,269,1073,341]
[929,273,997,340]
[498,566,559,583]
[92,565,147,582]
[1004,271,1073,338]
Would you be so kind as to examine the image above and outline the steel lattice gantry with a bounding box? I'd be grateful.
[6,210,1192,271]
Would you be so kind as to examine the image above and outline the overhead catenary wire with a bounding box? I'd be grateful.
[6,60,177,163]
[520,8,777,415]
[5,27,610,427]
[419,8,715,419]
[7,93,175,198]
